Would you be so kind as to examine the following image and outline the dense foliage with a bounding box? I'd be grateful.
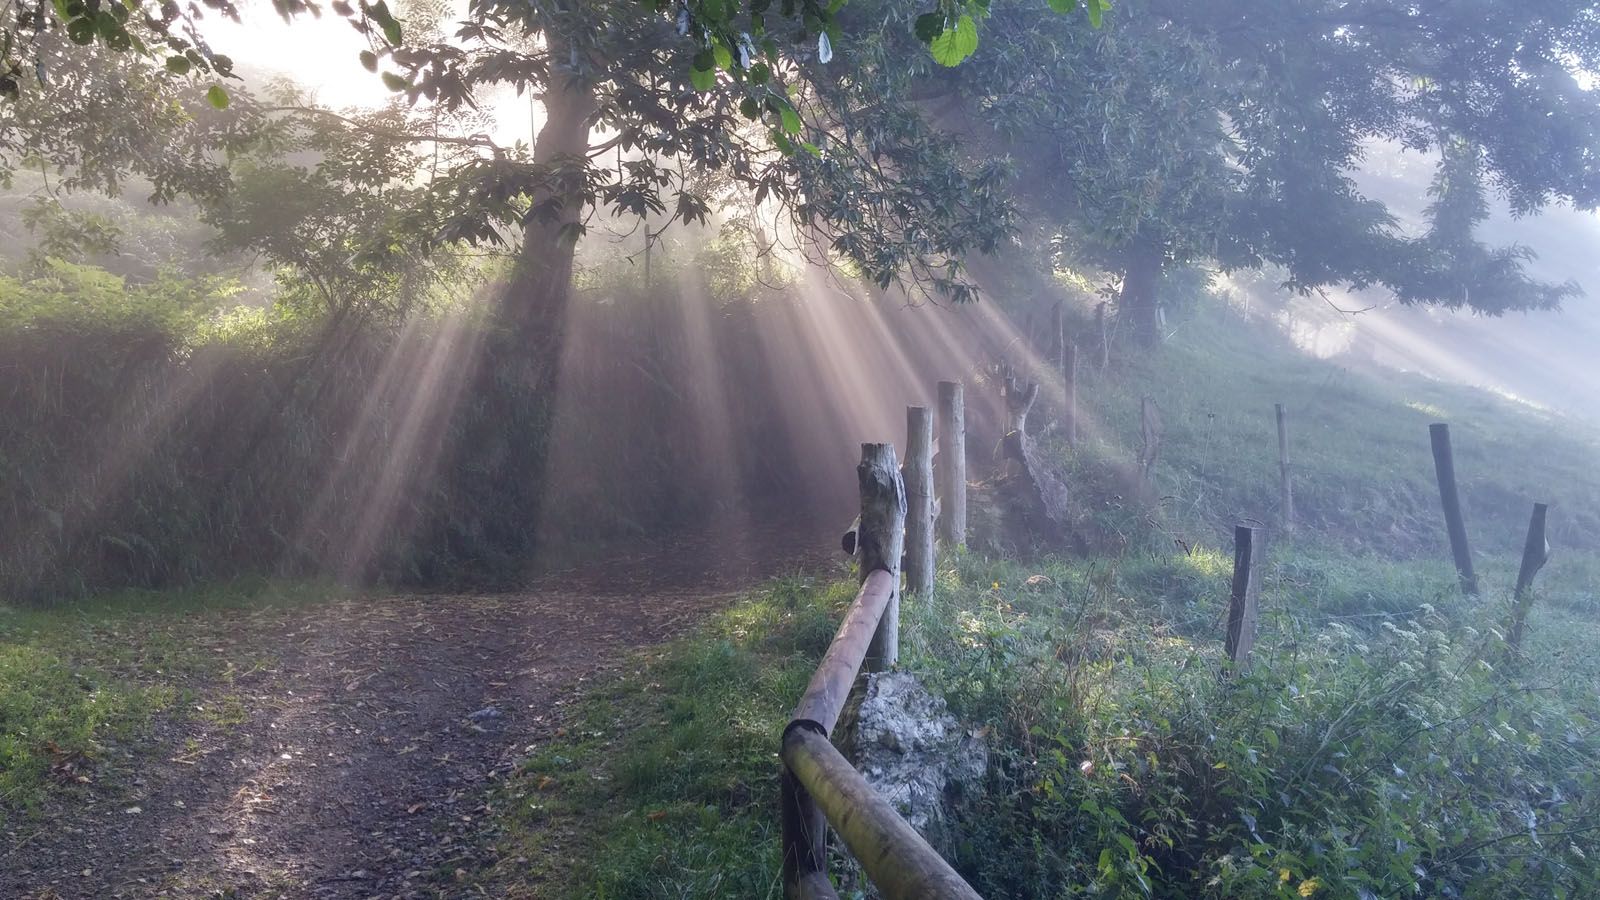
[941,0,1600,342]
[0,260,449,597]
[0,240,983,599]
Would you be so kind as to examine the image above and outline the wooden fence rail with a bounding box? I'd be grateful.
[779,436,981,899]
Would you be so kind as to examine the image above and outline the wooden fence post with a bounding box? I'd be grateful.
[1429,423,1479,596]
[1275,403,1294,535]
[1063,342,1079,448]
[1225,525,1260,671]
[780,762,829,897]
[1509,502,1550,650]
[904,407,935,600]
[936,381,966,547]
[1137,396,1161,483]
[859,443,906,671]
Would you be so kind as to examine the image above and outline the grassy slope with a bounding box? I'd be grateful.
[1068,298,1600,559]
[482,298,1600,899]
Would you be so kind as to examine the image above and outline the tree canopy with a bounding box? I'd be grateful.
[7,0,1600,361]
[857,0,1600,341]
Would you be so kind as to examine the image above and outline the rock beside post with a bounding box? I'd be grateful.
[852,672,987,834]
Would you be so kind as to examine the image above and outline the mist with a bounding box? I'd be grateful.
[5,2,1600,898]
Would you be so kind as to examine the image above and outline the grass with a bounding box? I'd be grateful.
[483,547,1600,898]
[468,573,862,898]
[0,578,342,824]
[483,294,1600,898]
[1059,297,1600,559]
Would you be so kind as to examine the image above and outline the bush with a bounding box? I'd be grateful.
[0,261,473,598]
[902,553,1600,899]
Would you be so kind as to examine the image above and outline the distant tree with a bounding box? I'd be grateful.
[914,0,1599,345]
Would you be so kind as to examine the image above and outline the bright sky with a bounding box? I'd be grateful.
[202,4,537,145]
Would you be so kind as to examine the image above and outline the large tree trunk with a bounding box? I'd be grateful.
[1119,234,1164,348]
[436,65,596,579]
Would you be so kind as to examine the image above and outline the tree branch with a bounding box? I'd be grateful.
[257,106,508,154]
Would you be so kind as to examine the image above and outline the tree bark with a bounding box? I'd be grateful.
[1120,235,1163,348]
[439,61,596,576]
[506,67,598,383]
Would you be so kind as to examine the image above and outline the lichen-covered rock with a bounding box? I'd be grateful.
[852,672,987,833]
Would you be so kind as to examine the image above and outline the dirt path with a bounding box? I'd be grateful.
[1,526,835,899]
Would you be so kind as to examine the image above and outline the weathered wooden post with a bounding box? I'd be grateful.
[904,407,936,600]
[1225,525,1261,671]
[1275,403,1295,534]
[936,381,966,547]
[779,762,829,897]
[859,442,906,671]
[1429,423,1479,596]
[1063,342,1079,448]
[1000,366,1040,463]
[1509,502,1551,650]
[1138,396,1161,482]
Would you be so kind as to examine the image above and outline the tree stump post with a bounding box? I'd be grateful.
[937,381,967,547]
[1275,403,1294,534]
[1509,502,1550,650]
[1225,525,1261,671]
[859,443,906,671]
[1429,423,1479,596]
[1000,365,1040,463]
[904,407,936,601]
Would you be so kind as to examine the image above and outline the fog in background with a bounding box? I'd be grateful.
[1273,144,1600,423]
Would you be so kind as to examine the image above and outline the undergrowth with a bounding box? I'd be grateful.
[905,552,1600,899]
[494,551,1600,899]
